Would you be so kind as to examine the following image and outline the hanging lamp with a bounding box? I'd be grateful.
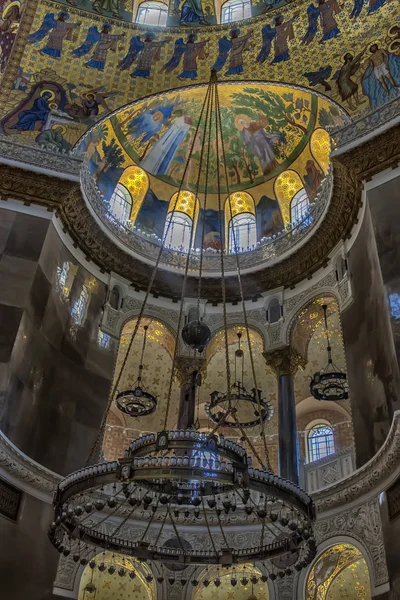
[48,71,316,580]
[310,304,348,401]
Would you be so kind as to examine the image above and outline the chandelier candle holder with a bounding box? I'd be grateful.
[115,325,158,417]
[49,430,316,571]
[310,304,349,401]
[49,71,316,582]
[206,332,273,428]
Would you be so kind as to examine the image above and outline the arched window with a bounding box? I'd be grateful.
[274,170,304,226]
[290,188,310,224]
[110,184,132,223]
[136,0,168,25]
[310,128,331,174]
[225,192,256,252]
[221,0,251,23]
[109,286,121,310]
[307,423,335,462]
[164,190,198,252]
[109,166,149,227]
[267,297,281,324]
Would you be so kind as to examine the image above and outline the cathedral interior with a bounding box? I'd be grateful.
[0,0,400,597]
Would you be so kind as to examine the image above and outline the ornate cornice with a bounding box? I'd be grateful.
[263,346,307,377]
[0,431,60,503]
[0,163,77,210]
[312,410,400,514]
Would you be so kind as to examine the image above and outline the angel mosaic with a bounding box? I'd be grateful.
[302,0,343,44]
[29,11,81,59]
[212,28,252,76]
[71,23,125,71]
[164,33,209,80]
[350,0,387,19]
[0,0,22,73]
[256,14,298,65]
[118,33,171,78]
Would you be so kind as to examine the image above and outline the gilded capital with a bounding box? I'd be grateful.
[173,357,207,386]
[263,347,306,377]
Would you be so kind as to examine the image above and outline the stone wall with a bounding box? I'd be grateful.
[341,203,400,467]
[0,206,116,475]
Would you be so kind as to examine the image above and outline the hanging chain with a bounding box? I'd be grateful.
[214,77,271,470]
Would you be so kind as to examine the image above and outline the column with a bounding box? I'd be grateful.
[263,347,306,485]
[174,357,206,429]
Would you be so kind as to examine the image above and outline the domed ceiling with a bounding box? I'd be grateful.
[79,82,345,196]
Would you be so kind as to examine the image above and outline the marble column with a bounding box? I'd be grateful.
[263,347,306,485]
[174,357,206,429]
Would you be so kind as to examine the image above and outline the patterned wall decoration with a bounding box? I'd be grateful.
[0,0,24,81]
[1,0,399,151]
[78,552,156,599]
[306,543,371,599]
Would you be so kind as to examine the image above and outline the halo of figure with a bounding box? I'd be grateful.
[302,0,342,45]
[164,33,209,80]
[29,11,80,58]
[71,23,125,71]
[118,33,170,78]
[212,28,252,76]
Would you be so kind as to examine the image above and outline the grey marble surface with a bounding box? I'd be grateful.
[0,208,116,474]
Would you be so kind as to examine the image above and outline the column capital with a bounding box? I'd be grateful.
[173,356,207,385]
[263,346,306,377]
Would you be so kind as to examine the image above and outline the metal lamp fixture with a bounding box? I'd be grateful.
[310,304,348,401]
[49,71,316,582]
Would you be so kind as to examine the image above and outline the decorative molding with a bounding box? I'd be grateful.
[314,498,388,587]
[313,410,400,513]
[0,135,82,179]
[263,346,307,377]
[0,431,60,503]
[0,163,77,211]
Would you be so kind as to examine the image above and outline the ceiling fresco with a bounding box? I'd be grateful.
[0,0,399,153]
[306,544,371,600]
[79,82,342,195]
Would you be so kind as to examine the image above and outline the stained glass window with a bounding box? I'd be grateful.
[221,0,251,23]
[98,330,111,349]
[136,1,168,26]
[308,423,335,462]
[389,293,400,320]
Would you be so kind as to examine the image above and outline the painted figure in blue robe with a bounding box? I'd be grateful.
[29,11,81,59]
[175,0,207,25]
[140,110,193,176]
[350,0,385,19]
[256,24,275,63]
[71,23,125,71]
[303,65,333,90]
[11,91,52,131]
[118,33,169,78]
[127,106,174,151]
[362,44,400,109]
[270,14,298,64]
[212,28,252,75]
[164,34,208,80]
[302,0,341,45]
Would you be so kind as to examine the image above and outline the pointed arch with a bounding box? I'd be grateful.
[274,169,309,226]
[110,166,149,225]
[310,128,331,174]
[225,191,256,252]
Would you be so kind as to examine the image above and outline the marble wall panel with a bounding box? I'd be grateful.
[0,254,38,308]
[368,177,400,370]
[341,204,400,467]
[0,208,116,474]
[0,492,59,600]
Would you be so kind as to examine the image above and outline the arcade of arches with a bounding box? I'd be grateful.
[0,0,400,595]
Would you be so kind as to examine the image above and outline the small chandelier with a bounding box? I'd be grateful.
[310,304,348,401]
[115,325,157,417]
[206,332,273,428]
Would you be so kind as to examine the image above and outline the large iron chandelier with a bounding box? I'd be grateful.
[49,71,316,582]
[310,304,348,401]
